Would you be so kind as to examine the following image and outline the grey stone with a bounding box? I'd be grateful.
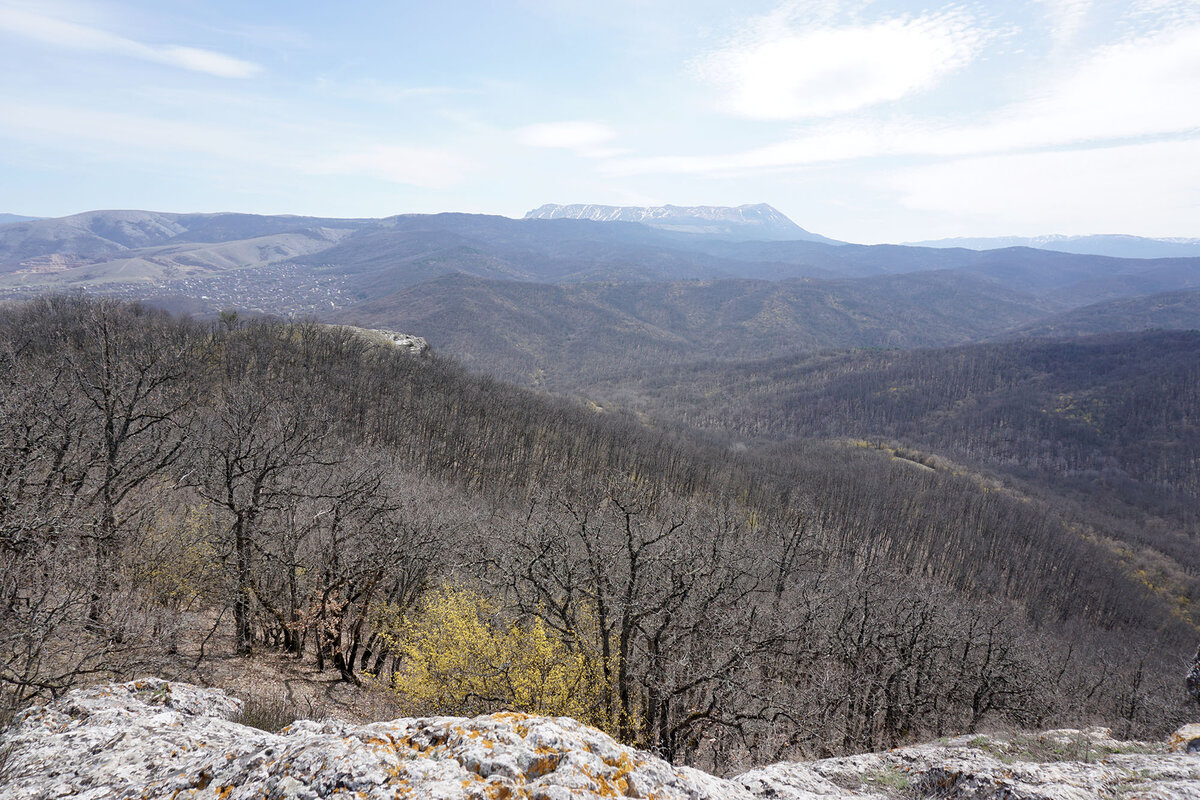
[5,679,1200,800]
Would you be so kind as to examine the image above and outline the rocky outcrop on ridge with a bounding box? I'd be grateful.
[335,325,431,356]
[362,328,430,356]
[738,727,1200,799]
[4,678,1200,799]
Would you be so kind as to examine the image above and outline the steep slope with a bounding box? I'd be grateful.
[584,329,1200,650]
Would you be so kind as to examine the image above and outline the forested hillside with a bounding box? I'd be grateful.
[1010,288,1200,340]
[1,297,1194,772]
[342,271,1051,388]
[590,331,1200,636]
[596,331,1200,507]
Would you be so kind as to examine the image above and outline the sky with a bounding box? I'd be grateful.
[0,0,1198,243]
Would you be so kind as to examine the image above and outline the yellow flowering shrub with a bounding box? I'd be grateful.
[132,503,220,608]
[380,585,614,732]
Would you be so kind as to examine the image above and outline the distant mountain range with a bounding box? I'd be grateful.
[908,233,1200,259]
[524,202,840,243]
[0,213,39,227]
[0,209,373,278]
[2,206,1199,389]
[6,209,1197,302]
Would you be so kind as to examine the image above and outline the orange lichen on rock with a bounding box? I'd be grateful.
[483,782,527,800]
[524,754,561,780]
[362,735,394,748]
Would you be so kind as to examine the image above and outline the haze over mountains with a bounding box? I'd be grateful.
[1,204,1198,389]
[524,202,839,243]
[0,209,372,277]
[909,233,1200,259]
[0,213,38,227]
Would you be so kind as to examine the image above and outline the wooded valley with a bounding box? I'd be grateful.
[1,296,1195,773]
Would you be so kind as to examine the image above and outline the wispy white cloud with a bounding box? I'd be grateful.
[0,100,473,189]
[609,21,1200,176]
[697,8,988,119]
[0,5,260,77]
[1037,0,1093,43]
[516,121,626,158]
[1128,0,1200,29]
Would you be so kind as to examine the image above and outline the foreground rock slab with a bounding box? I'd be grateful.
[4,679,738,800]
[4,679,1200,800]
[738,727,1200,799]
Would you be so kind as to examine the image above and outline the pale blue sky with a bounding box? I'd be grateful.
[1,0,1198,242]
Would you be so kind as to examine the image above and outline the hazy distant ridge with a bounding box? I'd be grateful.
[525,202,839,243]
[0,213,39,227]
[908,233,1200,259]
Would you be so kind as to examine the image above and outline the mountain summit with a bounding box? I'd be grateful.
[524,203,838,243]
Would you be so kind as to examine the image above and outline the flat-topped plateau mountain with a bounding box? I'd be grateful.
[524,202,841,243]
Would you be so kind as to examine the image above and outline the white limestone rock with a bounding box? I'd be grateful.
[370,329,430,356]
[737,728,1200,800]
[6,680,1200,800]
[332,324,431,356]
[1169,724,1200,754]
[2,678,753,800]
